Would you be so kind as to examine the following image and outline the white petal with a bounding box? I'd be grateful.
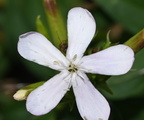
[72,72,110,120]
[26,71,71,116]
[80,45,134,75]
[18,32,69,70]
[66,7,96,63]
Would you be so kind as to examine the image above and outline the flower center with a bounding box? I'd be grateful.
[68,64,78,72]
[67,54,80,72]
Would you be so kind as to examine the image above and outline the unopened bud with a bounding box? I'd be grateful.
[13,81,45,101]
[13,89,30,101]
[42,0,67,49]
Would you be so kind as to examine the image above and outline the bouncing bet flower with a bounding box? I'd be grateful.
[16,7,134,120]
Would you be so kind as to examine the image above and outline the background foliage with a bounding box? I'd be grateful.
[0,0,144,120]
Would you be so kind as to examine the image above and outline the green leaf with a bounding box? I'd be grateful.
[23,59,58,80]
[102,30,113,49]
[0,47,9,78]
[93,0,144,33]
[132,109,144,120]
[36,15,49,39]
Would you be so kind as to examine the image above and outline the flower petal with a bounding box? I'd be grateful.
[80,45,134,75]
[72,72,110,120]
[18,32,69,70]
[26,71,71,116]
[66,7,96,62]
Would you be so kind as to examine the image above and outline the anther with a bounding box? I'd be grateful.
[73,54,77,61]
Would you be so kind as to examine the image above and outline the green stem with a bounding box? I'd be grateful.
[124,29,144,53]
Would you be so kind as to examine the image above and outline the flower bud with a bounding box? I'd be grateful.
[43,0,67,49]
[13,81,45,101]
[13,89,30,101]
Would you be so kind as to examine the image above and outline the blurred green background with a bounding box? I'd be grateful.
[0,0,144,120]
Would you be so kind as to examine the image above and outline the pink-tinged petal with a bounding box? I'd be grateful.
[72,72,110,120]
[80,45,134,75]
[26,71,71,116]
[18,32,69,70]
[66,7,96,63]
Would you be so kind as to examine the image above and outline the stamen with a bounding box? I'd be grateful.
[53,61,60,65]
[68,64,78,72]
[73,54,77,61]
[64,88,70,91]
[53,61,68,69]
[84,116,88,120]
[99,118,103,120]
[63,72,72,91]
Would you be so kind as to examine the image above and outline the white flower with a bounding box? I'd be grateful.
[18,7,134,120]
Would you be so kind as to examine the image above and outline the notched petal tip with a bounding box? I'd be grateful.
[19,31,38,39]
[85,9,95,22]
